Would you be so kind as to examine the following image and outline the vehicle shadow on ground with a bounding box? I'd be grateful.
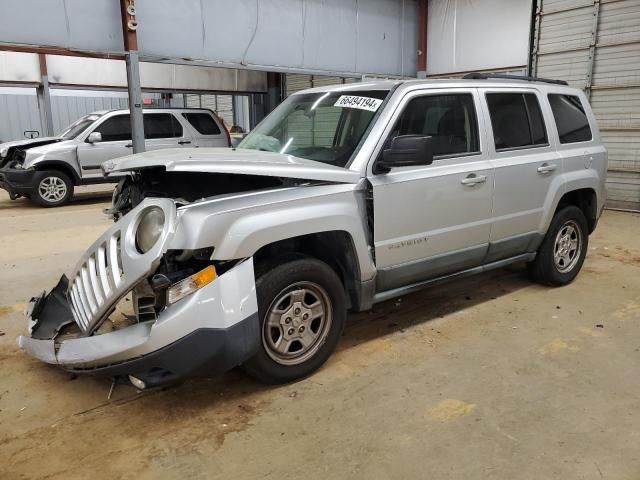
[60,264,536,413]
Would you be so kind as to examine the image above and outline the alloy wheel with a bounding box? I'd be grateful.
[262,281,333,366]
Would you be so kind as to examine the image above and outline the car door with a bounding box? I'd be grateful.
[479,89,560,262]
[76,114,132,177]
[143,112,190,151]
[368,89,495,292]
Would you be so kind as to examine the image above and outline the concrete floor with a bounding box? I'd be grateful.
[0,188,639,480]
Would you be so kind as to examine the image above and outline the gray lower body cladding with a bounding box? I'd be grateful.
[70,319,259,388]
[0,166,36,197]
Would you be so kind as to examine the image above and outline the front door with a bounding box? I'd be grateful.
[77,114,133,178]
[369,89,495,292]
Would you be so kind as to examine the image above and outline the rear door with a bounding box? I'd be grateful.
[143,113,189,151]
[180,111,229,147]
[369,88,495,292]
[479,89,560,262]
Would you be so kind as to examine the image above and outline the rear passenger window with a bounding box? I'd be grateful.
[390,94,480,158]
[143,113,183,139]
[548,94,592,144]
[486,93,548,150]
[182,112,222,135]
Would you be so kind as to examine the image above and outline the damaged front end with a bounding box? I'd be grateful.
[0,138,62,199]
[18,197,259,388]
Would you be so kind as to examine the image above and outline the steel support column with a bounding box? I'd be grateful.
[584,0,601,99]
[120,0,145,153]
[416,0,428,78]
[125,51,145,152]
[36,54,54,137]
[530,0,543,76]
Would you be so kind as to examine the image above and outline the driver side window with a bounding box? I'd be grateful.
[93,115,132,142]
[389,93,480,158]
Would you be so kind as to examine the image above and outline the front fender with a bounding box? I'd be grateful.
[170,184,376,281]
[25,145,81,179]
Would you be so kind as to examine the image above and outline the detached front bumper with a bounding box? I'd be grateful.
[18,259,260,388]
[0,165,35,197]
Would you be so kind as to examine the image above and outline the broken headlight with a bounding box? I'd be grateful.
[135,206,165,253]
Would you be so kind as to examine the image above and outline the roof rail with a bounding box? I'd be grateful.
[462,72,568,86]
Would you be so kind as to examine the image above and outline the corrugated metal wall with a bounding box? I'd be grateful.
[50,91,128,135]
[184,94,235,128]
[532,0,640,210]
[0,88,41,143]
[285,74,353,97]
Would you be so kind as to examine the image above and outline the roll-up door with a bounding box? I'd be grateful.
[285,74,353,97]
[532,0,640,210]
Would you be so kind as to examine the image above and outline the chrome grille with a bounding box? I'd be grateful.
[66,198,176,334]
[69,231,123,331]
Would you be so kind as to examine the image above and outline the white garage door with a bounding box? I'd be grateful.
[532,0,640,210]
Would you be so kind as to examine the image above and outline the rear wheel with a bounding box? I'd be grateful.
[243,258,346,384]
[529,205,588,286]
[32,170,74,207]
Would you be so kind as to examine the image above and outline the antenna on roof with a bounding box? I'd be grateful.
[462,72,568,86]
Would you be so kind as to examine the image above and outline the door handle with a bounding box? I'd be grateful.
[537,163,557,175]
[461,174,487,186]
[178,140,191,145]
[125,143,133,148]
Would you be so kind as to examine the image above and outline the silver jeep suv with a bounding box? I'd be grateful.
[18,74,607,388]
[0,108,230,206]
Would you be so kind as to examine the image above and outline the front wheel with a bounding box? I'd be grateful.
[529,205,589,286]
[32,170,74,207]
[242,258,346,384]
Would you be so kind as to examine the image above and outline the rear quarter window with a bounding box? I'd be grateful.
[182,112,222,135]
[548,94,593,144]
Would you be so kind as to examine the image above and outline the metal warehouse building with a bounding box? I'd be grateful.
[0,0,638,209]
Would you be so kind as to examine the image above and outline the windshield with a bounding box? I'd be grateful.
[59,114,103,140]
[238,90,389,167]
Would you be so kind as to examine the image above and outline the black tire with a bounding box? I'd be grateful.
[242,258,346,384]
[529,205,589,286]
[32,170,74,207]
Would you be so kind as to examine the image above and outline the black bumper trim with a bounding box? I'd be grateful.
[0,166,36,195]
[68,313,261,388]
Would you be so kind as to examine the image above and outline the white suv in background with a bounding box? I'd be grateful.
[0,108,230,206]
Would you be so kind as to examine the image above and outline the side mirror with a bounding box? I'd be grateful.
[376,135,433,173]
[87,132,102,144]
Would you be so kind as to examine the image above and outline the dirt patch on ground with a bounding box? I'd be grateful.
[1,201,640,479]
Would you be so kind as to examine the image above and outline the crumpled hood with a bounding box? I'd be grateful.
[102,148,361,184]
[0,137,60,158]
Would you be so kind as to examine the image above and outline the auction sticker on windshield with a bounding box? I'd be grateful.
[334,95,383,112]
